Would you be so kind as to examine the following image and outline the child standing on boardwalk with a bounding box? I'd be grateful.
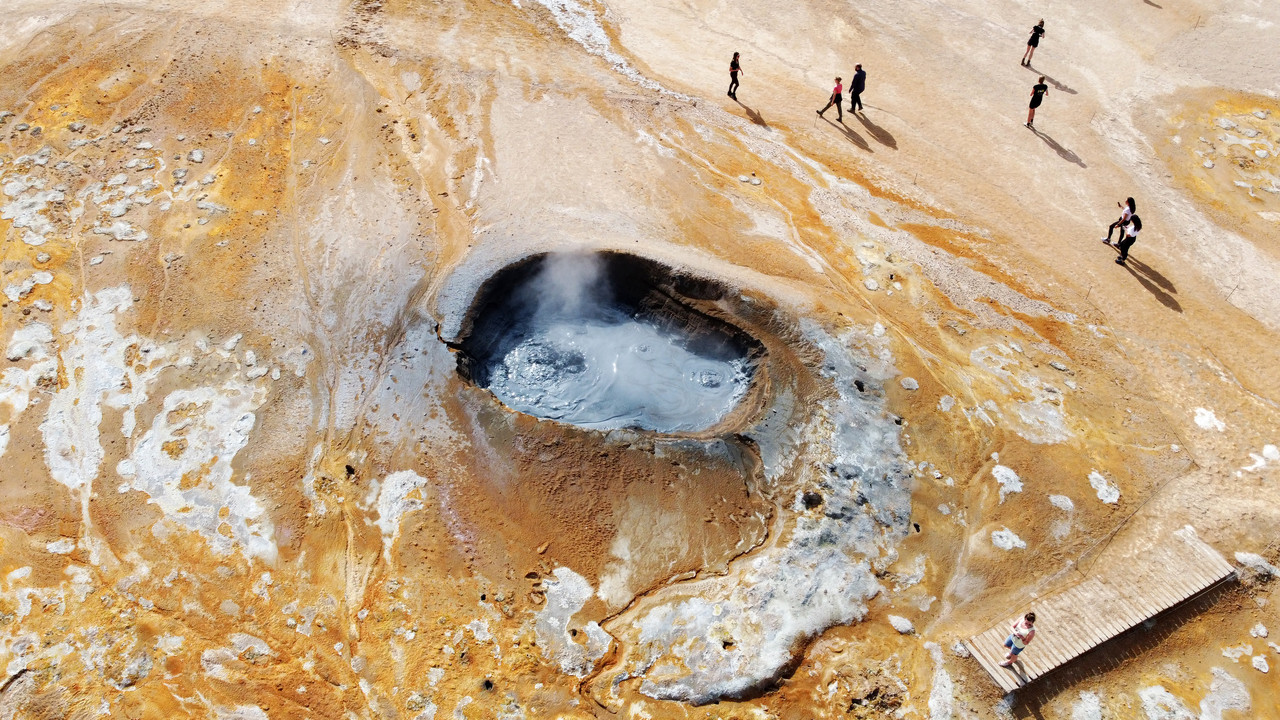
[999,612,1037,667]
[817,77,844,122]
[728,52,742,99]
[1027,76,1048,128]
[1023,20,1045,66]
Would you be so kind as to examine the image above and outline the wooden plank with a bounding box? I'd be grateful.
[968,639,1018,693]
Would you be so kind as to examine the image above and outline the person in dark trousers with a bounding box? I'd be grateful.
[1115,213,1141,264]
[728,52,742,99]
[817,77,843,122]
[1026,76,1047,128]
[1022,20,1045,66]
[1103,197,1136,245]
[849,64,866,112]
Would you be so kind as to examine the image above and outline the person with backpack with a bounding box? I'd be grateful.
[849,65,866,113]
[1022,20,1045,66]
[1116,213,1142,264]
[817,77,844,122]
[728,52,742,99]
[1103,197,1137,245]
[1026,76,1048,129]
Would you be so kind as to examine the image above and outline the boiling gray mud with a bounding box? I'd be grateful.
[457,253,762,433]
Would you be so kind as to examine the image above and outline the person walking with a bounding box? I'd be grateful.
[999,612,1037,667]
[728,52,742,99]
[817,77,844,122]
[1026,76,1048,128]
[1022,20,1045,66]
[1103,197,1136,245]
[849,64,866,113]
[1115,213,1142,264]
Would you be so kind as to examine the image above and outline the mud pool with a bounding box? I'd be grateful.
[458,253,761,432]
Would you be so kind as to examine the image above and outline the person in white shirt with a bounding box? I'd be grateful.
[1103,197,1136,245]
[999,612,1037,667]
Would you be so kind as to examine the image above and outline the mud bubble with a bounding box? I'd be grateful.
[455,252,766,433]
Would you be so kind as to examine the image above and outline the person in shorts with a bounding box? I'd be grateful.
[729,52,742,99]
[1023,20,1045,66]
[817,77,844,122]
[1000,612,1036,666]
[1027,77,1047,128]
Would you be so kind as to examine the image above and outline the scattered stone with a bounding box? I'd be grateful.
[887,615,914,634]
[1049,361,1068,371]
[1204,160,1215,169]
[951,641,970,658]
[1049,495,1074,512]
[134,141,153,150]
[738,175,749,182]
[35,253,50,263]
[750,177,761,186]
[189,149,205,163]
[863,278,879,291]
[900,377,918,390]
[15,122,29,131]
[68,121,85,133]
[1254,655,1269,673]
[1250,623,1268,638]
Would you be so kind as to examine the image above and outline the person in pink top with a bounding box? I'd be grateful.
[817,77,844,122]
[999,612,1036,666]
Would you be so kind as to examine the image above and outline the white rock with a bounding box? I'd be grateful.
[1235,552,1279,577]
[992,465,1022,503]
[1254,655,1269,673]
[992,528,1026,550]
[900,377,919,390]
[887,615,914,634]
[1250,623,1268,638]
[863,278,879,291]
[189,149,205,163]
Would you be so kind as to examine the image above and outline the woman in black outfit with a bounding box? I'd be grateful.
[728,52,742,99]
[1022,20,1044,66]
[1027,76,1047,128]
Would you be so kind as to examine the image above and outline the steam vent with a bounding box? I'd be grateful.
[2,1,1279,719]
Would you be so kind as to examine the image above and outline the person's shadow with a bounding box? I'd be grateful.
[1029,126,1086,167]
[854,111,897,149]
[822,116,870,151]
[733,98,768,128]
[1023,65,1079,95]
[1113,250,1182,311]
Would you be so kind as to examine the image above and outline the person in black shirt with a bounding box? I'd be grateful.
[1026,76,1048,128]
[728,52,742,99]
[1022,20,1045,66]
[849,64,866,113]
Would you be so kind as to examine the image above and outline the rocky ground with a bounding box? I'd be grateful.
[0,0,1277,718]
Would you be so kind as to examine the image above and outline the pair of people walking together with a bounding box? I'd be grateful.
[816,65,866,122]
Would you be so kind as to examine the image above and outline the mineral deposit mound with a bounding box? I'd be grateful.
[457,252,763,433]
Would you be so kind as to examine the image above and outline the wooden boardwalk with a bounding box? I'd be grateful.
[965,527,1235,693]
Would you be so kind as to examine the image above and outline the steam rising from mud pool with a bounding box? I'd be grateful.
[459,253,759,432]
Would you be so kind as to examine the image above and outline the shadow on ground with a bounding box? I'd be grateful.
[855,111,897,149]
[1031,126,1086,167]
[734,98,769,128]
[1117,252,1182,312]
[821,116,870,151]
[1024,65,1079,94]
